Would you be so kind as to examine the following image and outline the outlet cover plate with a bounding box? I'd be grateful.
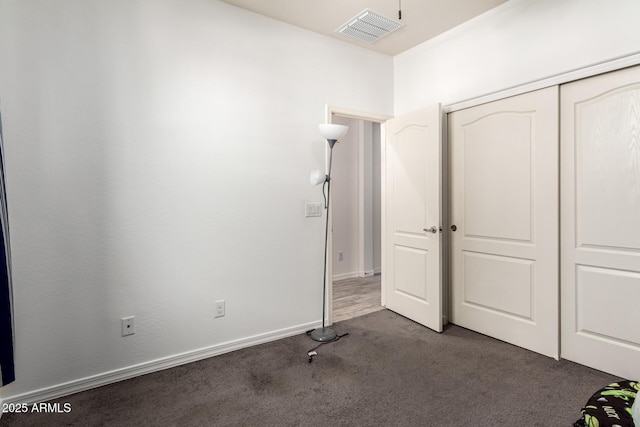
[215,300,225,318]
[121,316,135,336]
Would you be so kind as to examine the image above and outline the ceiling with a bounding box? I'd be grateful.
[220,0,508,56]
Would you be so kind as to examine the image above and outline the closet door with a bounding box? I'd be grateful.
[561,66,640,380]
[449,87,559,358]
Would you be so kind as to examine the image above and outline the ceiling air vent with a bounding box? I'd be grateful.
[337,9,403,44]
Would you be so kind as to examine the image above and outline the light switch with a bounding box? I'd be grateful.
[305,203,323,217]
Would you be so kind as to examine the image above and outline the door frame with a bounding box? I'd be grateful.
[444,53,640,114]
[324,105,392,325]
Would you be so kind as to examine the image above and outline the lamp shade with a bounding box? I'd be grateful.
[309,169,326,186]
[318,124,348,140]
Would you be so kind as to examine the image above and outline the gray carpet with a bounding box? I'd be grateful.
[3,310,619,426]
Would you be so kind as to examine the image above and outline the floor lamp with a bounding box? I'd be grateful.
[309,123,349,342]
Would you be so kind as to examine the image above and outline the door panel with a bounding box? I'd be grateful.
[561,66,640,379]
[463,113,532,241]
[394,245,429,300]
[463,252,533,319]
[450,87,559,358]
[576,266,640,345]
[384,105,442,332]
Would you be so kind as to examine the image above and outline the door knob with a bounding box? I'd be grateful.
[451,224,457,231]
[423,226,438,234]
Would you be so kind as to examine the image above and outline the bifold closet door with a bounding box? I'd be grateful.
[449,87,559,358]
[561,66,640,380]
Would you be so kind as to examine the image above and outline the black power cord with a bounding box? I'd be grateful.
[305,330,350,363]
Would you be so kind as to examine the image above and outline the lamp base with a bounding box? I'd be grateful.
[310,327,337,342]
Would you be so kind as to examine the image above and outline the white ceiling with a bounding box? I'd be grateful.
[220,0,508,56]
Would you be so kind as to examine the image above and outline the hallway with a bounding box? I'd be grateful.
[332,274,383,323]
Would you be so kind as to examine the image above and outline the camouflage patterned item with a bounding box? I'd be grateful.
[573,380,639,427]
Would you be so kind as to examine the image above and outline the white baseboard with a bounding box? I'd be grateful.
[332,269,380,281]
[1,320,319,406]
[332,271,360,281]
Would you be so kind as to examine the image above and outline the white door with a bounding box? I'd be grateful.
[561,66,640,380]
[383,105,442,332]
[449,87,559,358]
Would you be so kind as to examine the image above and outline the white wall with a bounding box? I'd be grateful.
[0,0,393,399]
[372,123,381,273]
[359,121,382,276]
[331,117,359,278]
[395,0,640,114]
[359,121,374,276]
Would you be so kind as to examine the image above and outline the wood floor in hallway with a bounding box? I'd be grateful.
[332,274,383,323]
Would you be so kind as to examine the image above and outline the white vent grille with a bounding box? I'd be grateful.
[337,9,403,44]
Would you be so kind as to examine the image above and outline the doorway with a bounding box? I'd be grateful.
[331,116,381,322]
[325,107,391,325]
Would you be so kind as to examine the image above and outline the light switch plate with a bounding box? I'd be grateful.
[305,203,323,217]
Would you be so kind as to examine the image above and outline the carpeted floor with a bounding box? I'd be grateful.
[2,310,619,426]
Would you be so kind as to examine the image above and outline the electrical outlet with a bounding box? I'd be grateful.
[338,251,344,261]
[121,316,135,336]
[215,300,225,318]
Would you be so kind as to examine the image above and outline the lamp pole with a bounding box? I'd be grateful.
[309,123,347,342]
[311,139,338,342]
